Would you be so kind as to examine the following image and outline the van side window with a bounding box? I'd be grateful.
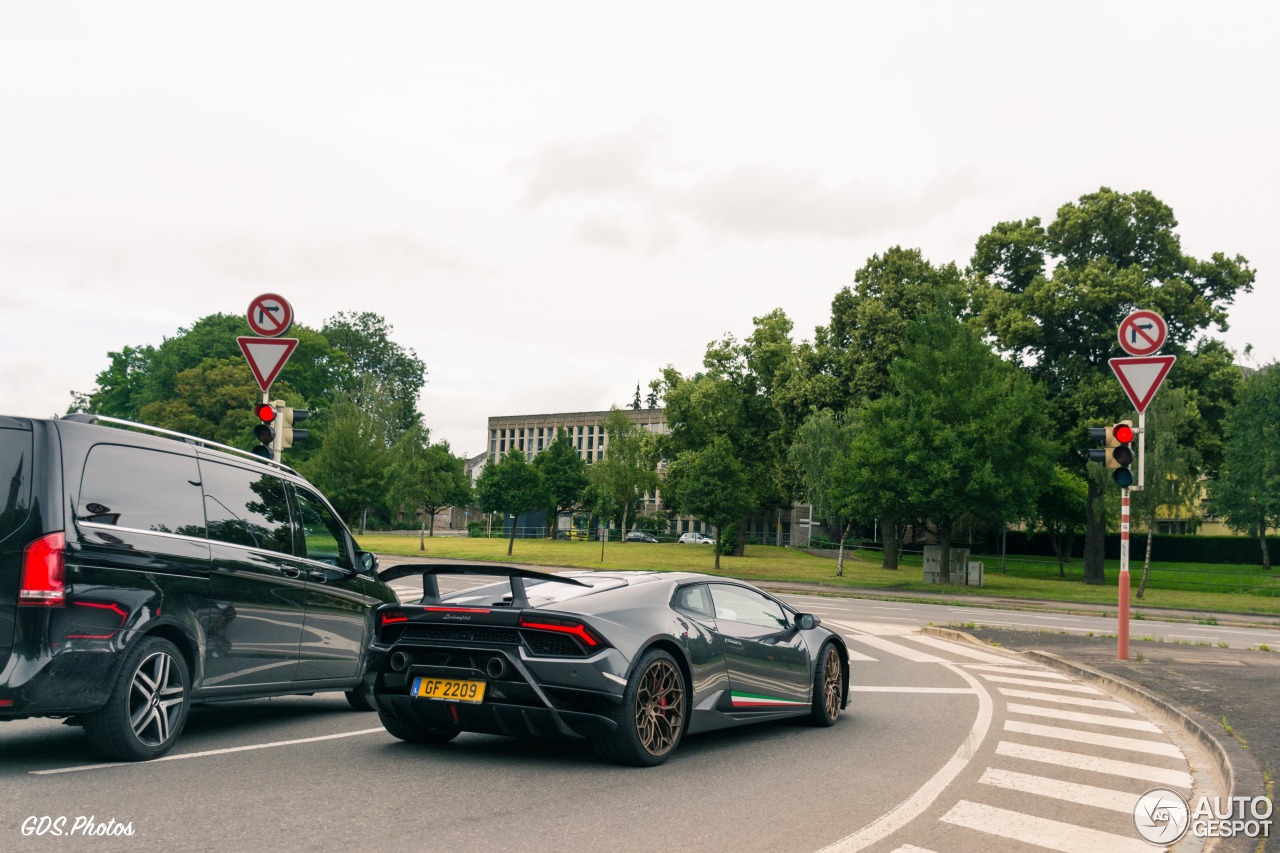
[293,487,351,569]
[199,461,293,555]
[0,427,33,542]
[77,445,205,537]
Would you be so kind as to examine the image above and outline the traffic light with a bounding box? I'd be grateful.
[280,406,310,449]
[252,403,276,458]
[1088,421,1135,487]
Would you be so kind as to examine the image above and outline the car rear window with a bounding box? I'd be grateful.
[77,444,206,537]
[0,426,32,545]
[447,575,626,607]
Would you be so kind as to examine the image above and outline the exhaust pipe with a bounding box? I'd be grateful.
[389,651,411,672]
[485,657,507,679]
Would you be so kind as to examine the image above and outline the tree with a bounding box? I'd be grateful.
[475,450,549,557]
[533,428,589,538]
[1029,466,1088,578]
[645,380,661,410]
[630,384,642,410]
[789,409,860,575]
[299,391,392,532]
[659,309,797,555]
[974,188,1254,584]
[386,424,473,542]
[321,311,427,433]
[847,310,1054,581]
[590,408,661,541]
[664,439,755,571]
[1131,388,1202,595]
[1210,365,1280,570]
[779,248,972,569]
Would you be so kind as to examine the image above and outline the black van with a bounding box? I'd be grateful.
[0,414,398,760]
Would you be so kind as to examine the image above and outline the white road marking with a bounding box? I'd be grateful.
[900,634,1022,665]
[1003,719,1184,758]
[940,799,1153,853]
[996,688,1133,712]
[851,687,977,694]
[978,767,1141,814]
[816,664,992,853]
[1006,703,1161,732]
[996,741,1193,788]
[32,728,388,775]
[961,664,1070,680]
[979,674,1104,694]
[845,634,950,663]
[844,647,879,662]
[888,846,941,853]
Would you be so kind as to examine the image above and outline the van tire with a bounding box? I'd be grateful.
[85,637,191,761]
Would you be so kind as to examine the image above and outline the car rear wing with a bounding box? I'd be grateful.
[377,563,590,608]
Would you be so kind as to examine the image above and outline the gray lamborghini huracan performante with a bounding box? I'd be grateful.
[363,565,850,766]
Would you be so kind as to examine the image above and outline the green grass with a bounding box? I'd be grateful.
[356,535,1280,617]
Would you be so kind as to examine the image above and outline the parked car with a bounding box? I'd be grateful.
[623,530,659,543]
[367,565,849,765]
[0,414,398,761]
[678,532,715,544]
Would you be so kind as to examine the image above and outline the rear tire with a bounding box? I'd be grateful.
[345,689,375,711]
[379,711,461,745]
[807,642,844,727]
[85,637,190,761]
[594,649,687,766]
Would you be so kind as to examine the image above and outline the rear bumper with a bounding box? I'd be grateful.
[0,642,116,718]
[375,691,618,740]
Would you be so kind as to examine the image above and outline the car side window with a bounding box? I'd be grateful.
[673,583,714,619]
[292,486,351,570]
[708,584,790,630]
[76,445,206,538]
[199,461,293,555]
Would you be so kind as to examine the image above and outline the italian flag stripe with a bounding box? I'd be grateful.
[731,691,807,708]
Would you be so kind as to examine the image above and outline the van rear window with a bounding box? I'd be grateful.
[77,445,206,537]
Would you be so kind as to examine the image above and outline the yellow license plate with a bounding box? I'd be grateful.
[412,677,486,704]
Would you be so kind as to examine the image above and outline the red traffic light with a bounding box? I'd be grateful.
[255,403,277,423]
[1113,423,1134,444]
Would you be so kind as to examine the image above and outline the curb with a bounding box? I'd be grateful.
[923,626,1271,853]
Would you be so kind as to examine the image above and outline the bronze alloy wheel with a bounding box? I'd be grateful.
[635,658,685,756]
[822,646,841,720]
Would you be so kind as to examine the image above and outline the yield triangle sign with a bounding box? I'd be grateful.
[237,336,299,391]
[1109,355,1176,413]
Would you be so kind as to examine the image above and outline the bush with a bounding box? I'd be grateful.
[975,530,1279,566]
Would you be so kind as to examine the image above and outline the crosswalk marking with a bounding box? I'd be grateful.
[1006,702,1162,732]
[940,799,1154,853]
[996,741,1193,788]
[1003,719,1183,758]
[978,767,1141,814]
[898,634,1020,664]
[888,846,940,853]
[996,687,1133,712]
[962,663,1070,680]
[843,647,879,662]
[980,673,1105,694]
[851,686,977,694]
[844,634,950,663]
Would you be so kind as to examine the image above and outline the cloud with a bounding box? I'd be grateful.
[519,126,659,207]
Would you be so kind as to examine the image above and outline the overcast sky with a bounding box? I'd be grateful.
[2,2,1276,457]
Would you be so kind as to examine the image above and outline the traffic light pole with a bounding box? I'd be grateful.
[1118,487,1130,660]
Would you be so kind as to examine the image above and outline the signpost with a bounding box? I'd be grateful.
[1109,310,1174,661]
[239,294,298,463]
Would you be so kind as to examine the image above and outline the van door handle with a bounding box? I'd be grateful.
[307,570,328,582]
[723,638,743,649]
[280,567,302,579]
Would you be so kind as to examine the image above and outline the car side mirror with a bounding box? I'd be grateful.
[357,551,379,575]
[795,613,820,630]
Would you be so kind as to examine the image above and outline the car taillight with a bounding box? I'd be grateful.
[518,614,602,647]
[379,609,408,628]
[20,533,66,607]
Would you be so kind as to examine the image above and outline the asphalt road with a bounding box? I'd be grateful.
[0,580,1221,853]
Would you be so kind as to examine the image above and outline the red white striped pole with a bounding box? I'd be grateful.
[1118,488,1130,660]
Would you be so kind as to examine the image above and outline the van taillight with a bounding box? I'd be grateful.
[20,533,66,606]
